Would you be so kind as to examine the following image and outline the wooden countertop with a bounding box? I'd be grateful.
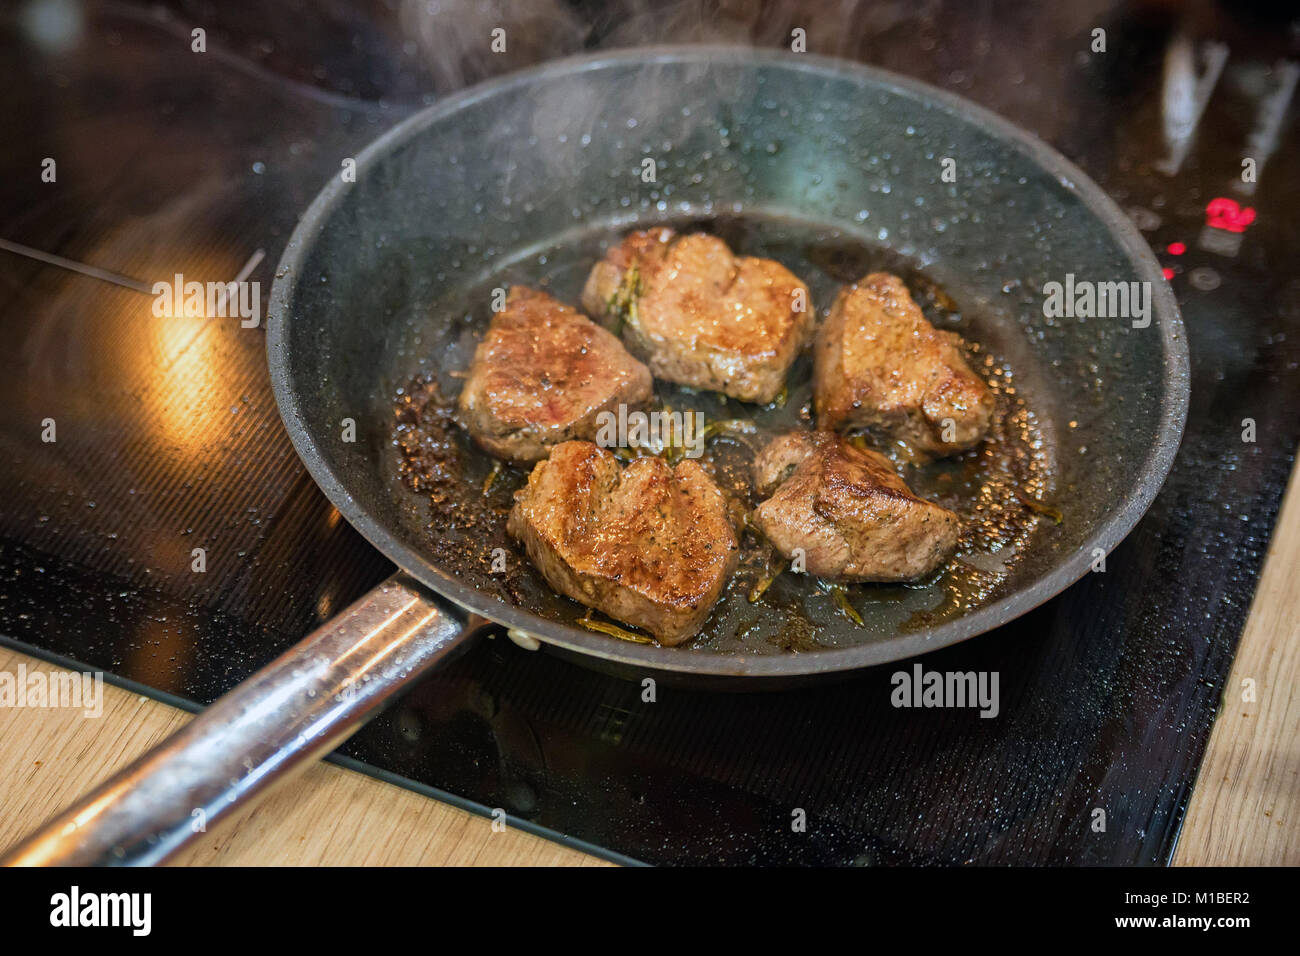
[2,465,1298,866]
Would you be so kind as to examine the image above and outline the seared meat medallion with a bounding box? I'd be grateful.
[814,273,993,456]
[582,228,813,404]
[458,256,991,646]
[457,286,653,465]
[507,441,740,644]
[750,431,960,583]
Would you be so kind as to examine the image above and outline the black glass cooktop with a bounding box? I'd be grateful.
[2,1,1298,865]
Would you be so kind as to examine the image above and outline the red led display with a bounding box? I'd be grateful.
[1205,197,1257,233]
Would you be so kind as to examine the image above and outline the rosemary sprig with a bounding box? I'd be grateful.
[826,583,865,626]
[577,608,654,644]
[748,561,785,603]
[743,515,784,603]
[481,460,503,496]
[605,264,642,336]
[702,417,760,454]
[702,418,758,441]
[1012,486,1063,524]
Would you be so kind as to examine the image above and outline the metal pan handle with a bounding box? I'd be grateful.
[0,573,487,866]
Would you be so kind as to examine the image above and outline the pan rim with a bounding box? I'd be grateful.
[267,44,1189,678]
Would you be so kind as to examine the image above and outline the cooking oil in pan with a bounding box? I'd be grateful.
[387,213,1056,655]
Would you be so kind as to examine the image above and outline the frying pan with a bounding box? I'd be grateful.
[1,47,1188,866]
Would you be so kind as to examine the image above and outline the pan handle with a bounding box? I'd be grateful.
[0,573,488,866]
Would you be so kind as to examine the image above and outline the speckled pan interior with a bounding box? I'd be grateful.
[267,47,1188,682]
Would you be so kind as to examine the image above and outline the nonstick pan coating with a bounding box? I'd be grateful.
[4,45,1190,869]
[266,46,1188,682]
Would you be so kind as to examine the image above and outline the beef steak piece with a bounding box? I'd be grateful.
[750,430,959,582]
[457,286,652,464]
[582,228,813,404]
[507,440,740,644]
[813,272,993,455]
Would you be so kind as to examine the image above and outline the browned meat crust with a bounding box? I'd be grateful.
[457,286,653,464]
[507,441,740,644]
[813,273,993,455]
[750,430,959,582]
[582,228,813,403]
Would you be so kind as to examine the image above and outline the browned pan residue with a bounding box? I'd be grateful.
[390,221,1055,653]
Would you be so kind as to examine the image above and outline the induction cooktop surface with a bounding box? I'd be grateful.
[2,0,1297,865]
